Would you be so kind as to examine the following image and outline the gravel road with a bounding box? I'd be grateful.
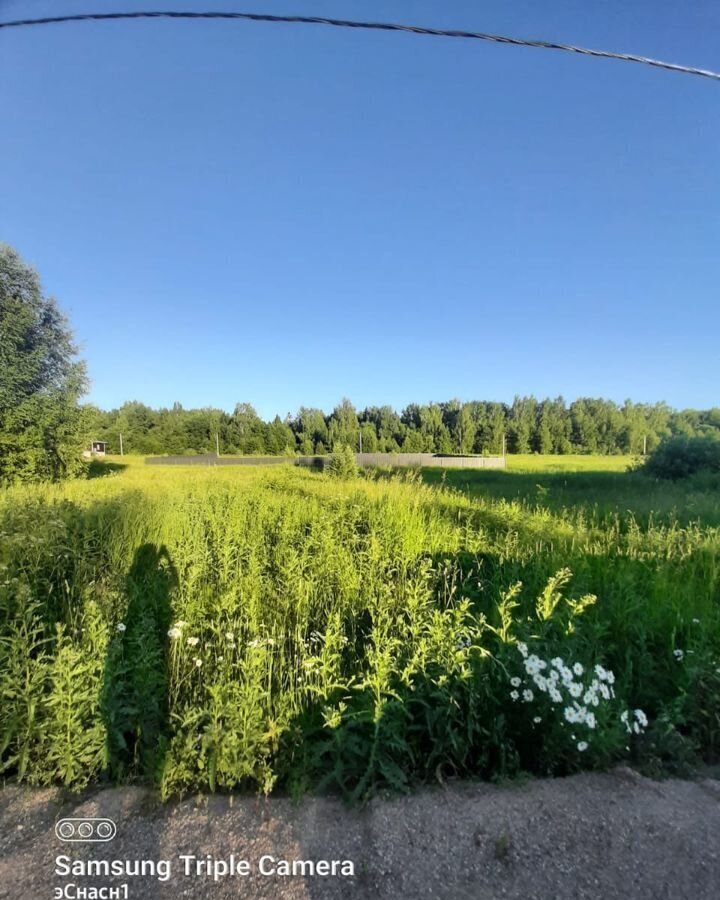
[1,767,719,900]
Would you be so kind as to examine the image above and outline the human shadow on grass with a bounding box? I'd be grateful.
[101,543,177,782]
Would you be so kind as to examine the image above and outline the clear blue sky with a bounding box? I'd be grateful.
[1,0,718,418]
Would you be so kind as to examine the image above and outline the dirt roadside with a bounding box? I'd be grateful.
[1,767,719,900]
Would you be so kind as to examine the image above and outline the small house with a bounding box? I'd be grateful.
[90,441,107,457]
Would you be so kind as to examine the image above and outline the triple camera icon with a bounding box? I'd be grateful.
[55,818,117,842]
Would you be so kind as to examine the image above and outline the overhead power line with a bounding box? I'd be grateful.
[0,10,718,83]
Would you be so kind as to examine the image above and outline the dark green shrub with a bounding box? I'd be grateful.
[643,435,720,479]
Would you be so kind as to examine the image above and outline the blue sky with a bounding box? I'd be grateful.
[1,0,718,417]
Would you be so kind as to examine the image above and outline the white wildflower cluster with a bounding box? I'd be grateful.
[620,708,648,735]
[167,621,186,640]
[511,642,638,753]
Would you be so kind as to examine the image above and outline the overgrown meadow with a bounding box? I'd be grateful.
[1,457,718,800]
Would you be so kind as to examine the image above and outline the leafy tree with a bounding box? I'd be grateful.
[415,403,452,453]
[358,421,378,453]
[442,400,477,454]
[535,405,553,455]
[475,402,506,454]
[328,398,359,450]
[509,396,536,454]
[361,405,403,452]
[293,407,328,453]
[266,415,296,455]
[0,245,88,482]
[227,402,266,454]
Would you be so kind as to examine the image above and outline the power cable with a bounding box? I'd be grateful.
[0,10,718,82]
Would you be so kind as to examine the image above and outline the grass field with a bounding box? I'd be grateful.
[422,454,720,527]
[506,454,636,472]
[1,454,718,798]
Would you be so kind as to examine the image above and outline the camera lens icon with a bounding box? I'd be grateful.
[55,818,116,842]
[57,821,76,840]
[95,821,114,839]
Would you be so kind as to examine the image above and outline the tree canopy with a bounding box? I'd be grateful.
[85,395,720,458]
[0,245,88,482]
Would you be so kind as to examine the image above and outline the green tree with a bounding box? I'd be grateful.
[266,415,296,455]
[442,400,477,454]
[475,402,506,454]
[0,245,88,482]
[328,399,359,450]
[411,403,452,453]
[508,396,536,454]
[293,407,329,453]
[227,402,267,454]
[358,421,378,453]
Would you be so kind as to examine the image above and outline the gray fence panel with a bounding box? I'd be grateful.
[145,453,505,469]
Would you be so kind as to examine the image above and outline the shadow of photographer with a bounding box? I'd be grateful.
[102,543,177,782]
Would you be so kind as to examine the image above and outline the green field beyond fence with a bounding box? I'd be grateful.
[0,455,718,798]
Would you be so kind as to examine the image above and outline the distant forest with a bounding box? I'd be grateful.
[86,398,720,457]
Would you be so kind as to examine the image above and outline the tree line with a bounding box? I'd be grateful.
[86,397,720,458]
[3,241,719,484]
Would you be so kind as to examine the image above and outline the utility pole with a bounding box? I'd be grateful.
[359,430,363,454]
[119,433,123,456]
[216,433,220,457]
[643,435,647,456]
[502,432,506,458]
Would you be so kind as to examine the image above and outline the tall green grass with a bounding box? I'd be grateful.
[0,461,718,797]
